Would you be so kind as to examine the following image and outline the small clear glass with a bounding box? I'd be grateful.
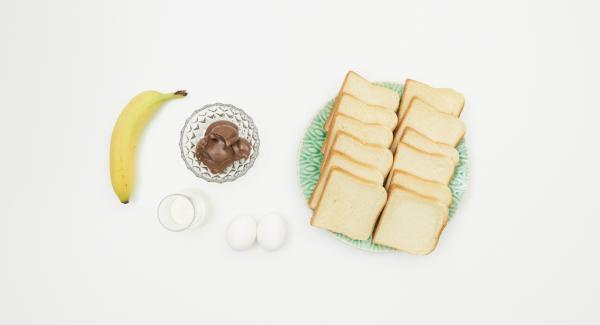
[157,189,208,232]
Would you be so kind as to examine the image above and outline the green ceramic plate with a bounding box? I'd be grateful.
[298,82,469,252]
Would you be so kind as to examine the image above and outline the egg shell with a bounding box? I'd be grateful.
[226,215,257,251]
[257,213,287,251]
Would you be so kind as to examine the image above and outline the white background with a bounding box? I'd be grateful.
[1,0,599,324]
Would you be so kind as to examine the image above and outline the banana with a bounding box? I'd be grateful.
[110,90,187,204]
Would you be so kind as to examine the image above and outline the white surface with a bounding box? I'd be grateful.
[0,0,599,324]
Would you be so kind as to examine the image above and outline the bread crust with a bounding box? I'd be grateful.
[397,79,465,121]
[325,93,394,132]
[372,185,448,254]
[387,170,453,207]
[403,126,458,148]
[385,140,455,188]
[325,71,400,130]
[321,113,392,156]
[310,167,387,238]
[394,78,414,135]
[309,150,382,209]
[392,96,466,151]
[320,130,393,176]
[324,71,354,130]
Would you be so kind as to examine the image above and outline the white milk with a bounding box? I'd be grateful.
[157,189,208,231]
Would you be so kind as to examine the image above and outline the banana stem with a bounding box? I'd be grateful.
[174,90,188,97]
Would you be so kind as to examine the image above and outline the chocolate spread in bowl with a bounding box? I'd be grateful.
[195,121,252,174]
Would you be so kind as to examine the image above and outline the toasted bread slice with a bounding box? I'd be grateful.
[324,131,393,177]
[398,79,464,120]
[327,94,398,130]
[322,115,392,156]
[311,168,387,240]
[389,170,452,207]
[386,143,455,187]
[373,186,448,255]
[392,98,465,150]
[325,71,400,130]
[401,127,459,165]
[309,151,383,209]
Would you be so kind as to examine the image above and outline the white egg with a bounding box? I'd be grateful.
[257,213,287,251]
[226,215,257,251]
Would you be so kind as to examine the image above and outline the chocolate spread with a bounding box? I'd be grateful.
[195,120,252,174]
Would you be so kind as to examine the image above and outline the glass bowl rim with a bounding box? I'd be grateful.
[179,102,260,183]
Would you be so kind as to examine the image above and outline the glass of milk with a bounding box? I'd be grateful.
[157,189,208,232]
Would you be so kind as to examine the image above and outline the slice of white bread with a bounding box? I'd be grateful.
[325,71,400,130]
[329,94,398,130]
[389,170,452,207]
[386,143,455,187]
[311,168,387,240]
[373,186,448,255]
[398,79,464,121]
[324,131,393,177]
[309,151,383,209]
[391,98,466,150]
[322,115,392,156]
[401,127,459,165]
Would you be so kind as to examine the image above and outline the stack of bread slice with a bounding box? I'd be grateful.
[310,72,466,255]
[310,71,399,240]
[373,79,465,254]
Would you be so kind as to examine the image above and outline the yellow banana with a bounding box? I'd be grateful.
[110,90,187,204]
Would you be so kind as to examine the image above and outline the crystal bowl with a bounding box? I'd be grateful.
[180,103,260,183]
